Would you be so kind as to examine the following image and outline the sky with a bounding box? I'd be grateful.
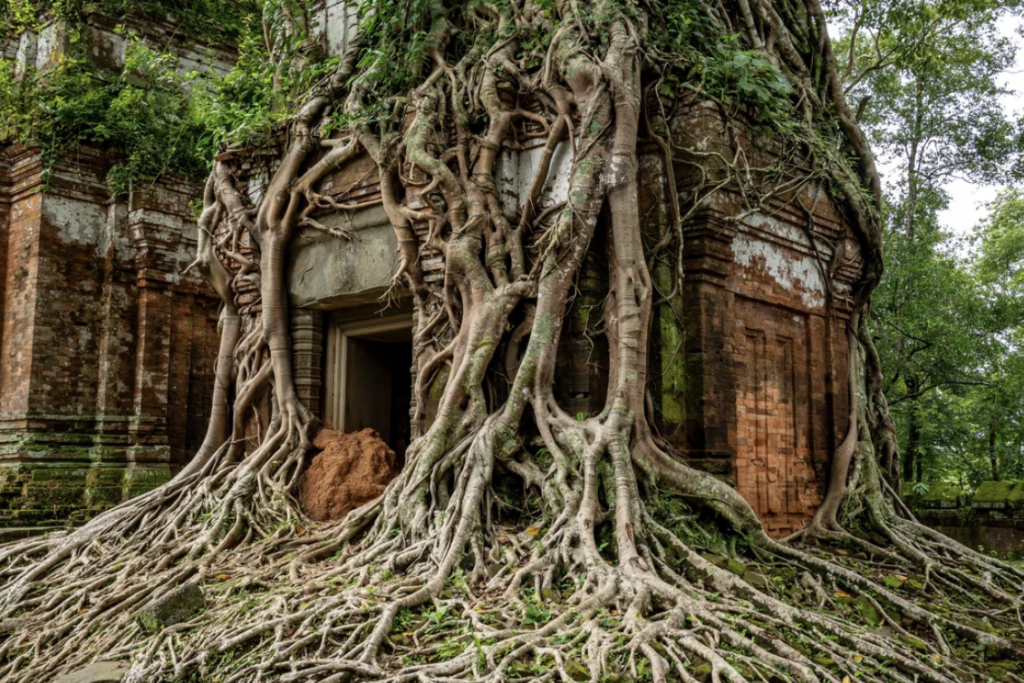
[932,16,1024,236]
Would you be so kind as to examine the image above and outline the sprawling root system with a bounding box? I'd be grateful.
[2,2,1023,682]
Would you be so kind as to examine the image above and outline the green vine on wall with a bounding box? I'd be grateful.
[0,0,344,194]
[0,1,251,41]
[0,0,814,196]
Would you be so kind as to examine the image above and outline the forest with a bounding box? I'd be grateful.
[1,0,1024,682]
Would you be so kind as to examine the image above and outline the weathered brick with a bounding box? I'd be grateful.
[0,145,220,526]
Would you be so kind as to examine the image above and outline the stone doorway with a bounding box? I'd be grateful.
[324,313,413,464]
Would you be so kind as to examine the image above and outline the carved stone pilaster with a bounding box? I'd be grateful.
[291,308,324,416]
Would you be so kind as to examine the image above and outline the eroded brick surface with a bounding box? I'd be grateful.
[0,9,238,525]
[0,145,220,526]
[642,96,859,537]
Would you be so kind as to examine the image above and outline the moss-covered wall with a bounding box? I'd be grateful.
[908,481,1024,556]
[0,463,170,528]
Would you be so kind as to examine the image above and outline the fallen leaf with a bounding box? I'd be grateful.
[495,536,510,544]
[216,574,230,580]
[853,654,863,663]
[843,677,851,683]
[931,653,942,665]
[836,590,852,598]
[403,631,414,637]
[295,524,305,536]
[77,609,88,614]
[474,605,485,612]
[526,526,540,536]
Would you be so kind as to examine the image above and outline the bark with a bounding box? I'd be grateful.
[904,378,920,483]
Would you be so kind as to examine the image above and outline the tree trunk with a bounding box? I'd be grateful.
[990,417,1000,481]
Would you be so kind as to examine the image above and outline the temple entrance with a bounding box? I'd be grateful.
[324,312,413,464]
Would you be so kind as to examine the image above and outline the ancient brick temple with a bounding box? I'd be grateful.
[0,4,861,538]
[649,100,860,536]
[246,94,861,539]
[0,13,235,528]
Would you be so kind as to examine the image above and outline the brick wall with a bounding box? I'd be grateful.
[0,9,237,527]
[640,96,860,537]
[0,146,221,526]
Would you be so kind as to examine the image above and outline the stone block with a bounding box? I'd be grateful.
[85,485,123,510]
[122,466,171,498]
[22,469,89,511]
[288,205,396,309]
[136,584,205,634]
[85,468,125,488]
[54,662,126,683]
[972,481,1024,511]
[905,481,966,510]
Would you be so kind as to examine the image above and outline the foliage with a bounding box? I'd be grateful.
[0,31,210,191]
[190,6,341,151]
[0,0,810,194]
[869,182,1024,486]
[834,0,1024,487]
[648,0,793,118]
[0,0,351,192]
[977,189,1024,289]
[0,0,253,41]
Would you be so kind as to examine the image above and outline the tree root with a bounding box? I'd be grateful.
[1,2,1021,682]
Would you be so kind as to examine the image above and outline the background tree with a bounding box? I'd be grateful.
[833,0,1024,485]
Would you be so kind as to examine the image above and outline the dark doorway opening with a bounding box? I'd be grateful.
[337,324,413,465]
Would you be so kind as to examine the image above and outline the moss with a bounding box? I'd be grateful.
[899,635,929,652]
[655,308,686,423]
[0,463,171,526]
[852,596,883,627]
[905,481,966,509]
[972,481,1019,503]
[965,618,998,635]
[726,558,747,576]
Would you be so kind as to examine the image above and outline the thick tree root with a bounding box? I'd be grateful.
[3,458,1021,683]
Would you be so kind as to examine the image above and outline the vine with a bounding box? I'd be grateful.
[0,1,337,193]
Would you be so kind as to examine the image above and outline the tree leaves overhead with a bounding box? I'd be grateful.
[835,0,1024,486]
[839,0,1022,188]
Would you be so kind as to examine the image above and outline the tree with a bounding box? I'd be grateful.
[832,0,1024,484]
[870,186,1024,488]
[871,215,1003,483]
[839,0,1020,237]
[2,1,1023,682]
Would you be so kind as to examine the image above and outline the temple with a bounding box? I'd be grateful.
[227,94,862,539]
[0,12,234,528]
[0,3,861,539]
